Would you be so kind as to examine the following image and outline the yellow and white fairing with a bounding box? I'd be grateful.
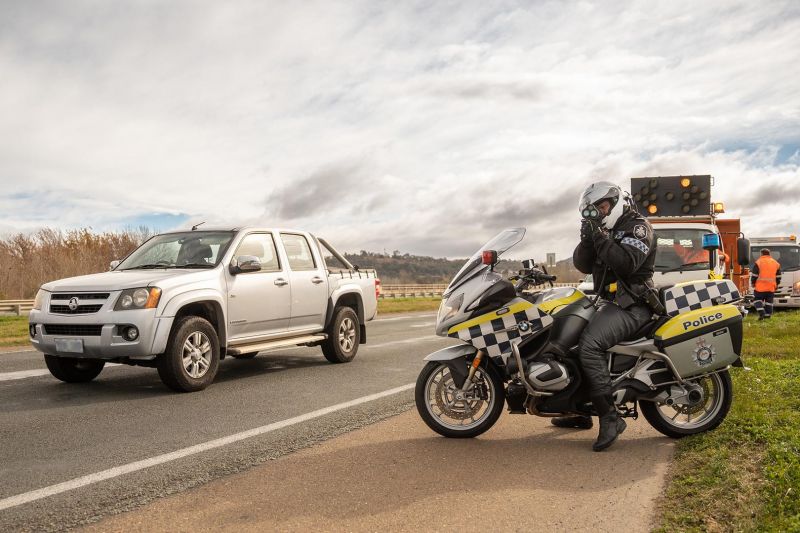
[446,298,552,358]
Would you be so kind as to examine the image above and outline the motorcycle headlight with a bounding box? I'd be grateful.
[437,293,464,325]
[115,287,162,310]
[32,289,46,311]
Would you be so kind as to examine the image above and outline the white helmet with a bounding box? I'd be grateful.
[578,181,630,230]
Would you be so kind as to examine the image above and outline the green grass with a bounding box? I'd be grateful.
[0,315,30,347]
[655,310,800,532]
[377,297,440,314]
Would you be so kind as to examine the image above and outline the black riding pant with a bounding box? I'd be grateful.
[578,301,652,396]
[753,290,775,317]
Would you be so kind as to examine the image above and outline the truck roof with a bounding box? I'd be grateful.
[159,227,315,235]
[750,236,797,244]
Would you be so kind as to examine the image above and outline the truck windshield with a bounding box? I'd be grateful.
[653,229,712,272]
[116,231,236,270]
[750,245,800,272]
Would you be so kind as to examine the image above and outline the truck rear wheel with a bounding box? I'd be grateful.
[44,355,105,383]
[321,307,360,363]
[158,316,220,392]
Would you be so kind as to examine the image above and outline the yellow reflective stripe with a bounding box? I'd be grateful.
[447,300,532,335]
[654,304,741,340]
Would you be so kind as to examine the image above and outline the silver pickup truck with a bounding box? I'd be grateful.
[28,227,379,392]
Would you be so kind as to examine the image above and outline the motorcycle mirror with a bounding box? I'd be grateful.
[482,250,498,266]
[521,259,535,269]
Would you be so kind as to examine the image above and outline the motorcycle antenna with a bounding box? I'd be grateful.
[191,221,205,231]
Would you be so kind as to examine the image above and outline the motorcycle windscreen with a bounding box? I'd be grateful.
[445,228,526,297]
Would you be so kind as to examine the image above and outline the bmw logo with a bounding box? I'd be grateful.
[68,297,79,311]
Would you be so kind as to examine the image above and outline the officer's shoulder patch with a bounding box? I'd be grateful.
[633,224,648,240]
[613,230,625,240]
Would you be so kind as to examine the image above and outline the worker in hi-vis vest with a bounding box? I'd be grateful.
[751,248,782,320]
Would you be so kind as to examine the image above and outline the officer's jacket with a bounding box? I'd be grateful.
[752,256,781,293]
[573,210,657,308]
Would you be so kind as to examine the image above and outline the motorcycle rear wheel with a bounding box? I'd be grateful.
[415,361,505,438]
[640,370,733,438]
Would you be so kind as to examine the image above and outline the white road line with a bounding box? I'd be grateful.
[364,336,444,349]
[0,369,50,382]
[0,364,121,382]
[373,313,436,322]
[0,347,37,355]
[0,382,416,512]
[0,336,446,381]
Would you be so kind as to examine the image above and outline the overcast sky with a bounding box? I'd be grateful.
[1,1,799,261]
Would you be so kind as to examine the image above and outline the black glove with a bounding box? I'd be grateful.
[580,219,593,243]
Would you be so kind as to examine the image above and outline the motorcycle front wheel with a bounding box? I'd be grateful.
[640,370,733,438]
[415,361,505,438]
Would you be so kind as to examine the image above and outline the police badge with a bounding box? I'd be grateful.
[693,338,716,367]
[633,224,647,240]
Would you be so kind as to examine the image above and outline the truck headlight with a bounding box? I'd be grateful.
[32,289,46,311]
[115,287,162,310]
[793,281,800,297]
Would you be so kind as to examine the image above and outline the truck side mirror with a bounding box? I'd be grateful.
[109,260,120,271]
[230,256,262,274]
[737,238,751,266]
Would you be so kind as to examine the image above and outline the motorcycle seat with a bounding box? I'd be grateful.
[617,315,670,346]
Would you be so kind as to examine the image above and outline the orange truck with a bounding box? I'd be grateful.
[630,175,751,294]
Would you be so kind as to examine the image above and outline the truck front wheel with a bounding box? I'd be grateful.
[321,307,360,363]
[44,355,105,383]
[158,316,220,392]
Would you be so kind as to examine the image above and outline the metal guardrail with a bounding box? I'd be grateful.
[379,283,580,299]
[2,282,583,310]
[0,300,34,316]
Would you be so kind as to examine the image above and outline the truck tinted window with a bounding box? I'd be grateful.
[117,231,235,270]
[234,234,281,272]
[653,229,711,271]
[750,245,800,271]
[280,234,317,271]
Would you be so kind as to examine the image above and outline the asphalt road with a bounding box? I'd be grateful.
[0,312,449,532]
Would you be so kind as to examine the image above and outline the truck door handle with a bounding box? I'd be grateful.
[311,277,324,284]
[274,278,288,286]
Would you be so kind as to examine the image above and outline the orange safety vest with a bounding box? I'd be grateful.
[755,256,780,292]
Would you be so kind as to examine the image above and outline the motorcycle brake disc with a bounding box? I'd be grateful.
[434,372,485,420]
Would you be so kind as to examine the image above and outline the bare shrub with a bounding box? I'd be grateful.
[0,227,152,299]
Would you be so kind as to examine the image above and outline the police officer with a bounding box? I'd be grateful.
[551,181,657,451]
[752,248,781,320]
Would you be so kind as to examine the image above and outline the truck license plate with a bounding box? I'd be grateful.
[55,338,84,353]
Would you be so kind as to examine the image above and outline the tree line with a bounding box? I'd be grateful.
[0,228,583,299]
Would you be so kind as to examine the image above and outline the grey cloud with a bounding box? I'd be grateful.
[737,181,800,213]
[430,79,548,101]
[263,161,365,220]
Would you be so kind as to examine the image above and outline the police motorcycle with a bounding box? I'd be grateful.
[415,228,746,439]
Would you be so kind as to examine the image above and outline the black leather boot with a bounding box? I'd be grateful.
[592,411,627,451]
[551,415,593,429]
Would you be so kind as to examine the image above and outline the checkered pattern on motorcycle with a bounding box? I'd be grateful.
[449,307,553,357]
[662,279,741,317]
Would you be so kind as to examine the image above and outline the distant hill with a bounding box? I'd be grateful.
[331,251,584,284]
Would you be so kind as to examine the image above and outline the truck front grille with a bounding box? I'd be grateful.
[49,304,104,314]
[44,324,103,336]
[49,293,110,315]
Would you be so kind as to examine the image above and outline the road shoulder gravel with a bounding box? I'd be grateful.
[82,408,675,532]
